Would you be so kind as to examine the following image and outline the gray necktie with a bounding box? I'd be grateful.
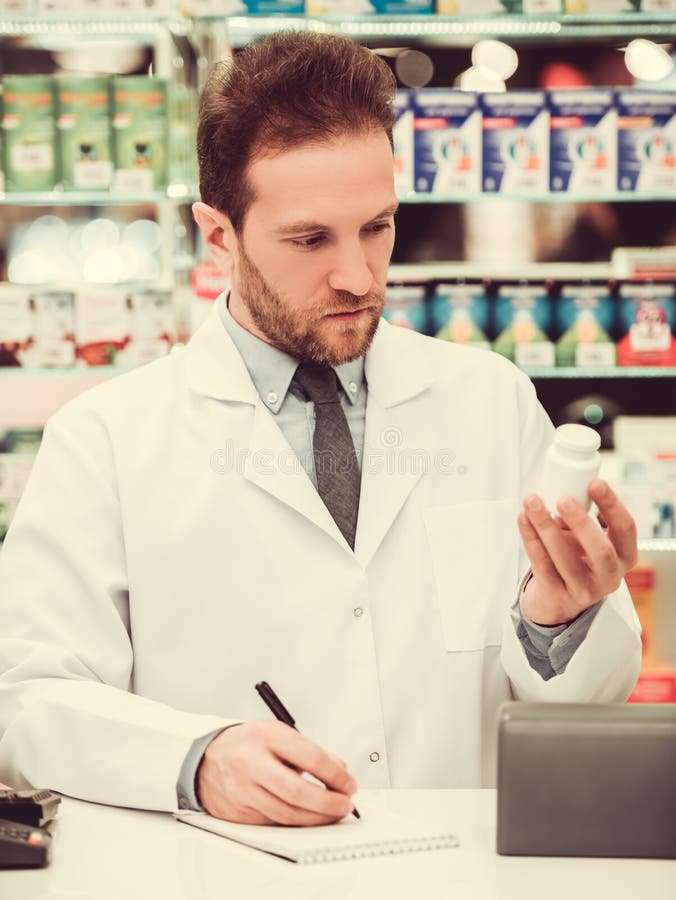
[293,363,361,550]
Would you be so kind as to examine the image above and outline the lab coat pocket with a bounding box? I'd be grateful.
[424,499,520,651]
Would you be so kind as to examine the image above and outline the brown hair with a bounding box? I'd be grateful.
[196,31,396,232]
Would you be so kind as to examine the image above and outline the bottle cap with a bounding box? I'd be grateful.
[554,423,601,453]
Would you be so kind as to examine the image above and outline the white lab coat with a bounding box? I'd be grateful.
[0,309,641,811]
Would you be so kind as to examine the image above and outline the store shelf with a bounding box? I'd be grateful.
[389,261,614,282]
[220,12,676,47]
[523,367,676,379]
[397,192,676,204]
[0,188,197,207]
[638,538,676,553]
[0,15,190,37]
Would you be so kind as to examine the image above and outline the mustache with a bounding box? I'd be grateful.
[326,289,385,312]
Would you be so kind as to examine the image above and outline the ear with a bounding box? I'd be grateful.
[192,202,239,271]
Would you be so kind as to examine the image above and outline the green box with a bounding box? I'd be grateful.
[112,77,167,192]
[1,75,57,192]
[56,76,113,191]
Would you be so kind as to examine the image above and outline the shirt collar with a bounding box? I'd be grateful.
[218,294,365,414]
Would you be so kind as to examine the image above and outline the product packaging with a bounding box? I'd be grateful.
[178,0,246,13]
[75,287,129,366]
[383,284,428,333]
[371,0,433,11]
[431,282,490,348]
[522,1,562,10]
[1,75,57,192]
[549,89,617,195]
[393,91,414,197]
[22,291,76,368]
[112,77,168,193]
[413,89,481,196]
[435,0,514,12]
[555,282,616,367]
[617,89,676,195]
[481,91,549,195]
[616,282,676,366]
[492,283,555,366]
[242,0,304,9]
[56,76,113,191]
[190,263,231,335]
[306,0,375,10]
[624,565,656,665]
[116,289,173,367]
[0,285,32,366]
[563,0,635,10]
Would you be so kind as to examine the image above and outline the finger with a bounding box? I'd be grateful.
[555,494,622,589]
[266,724,356,797]
[588,480,638,569]
[523,495,588,592]
[256,755,355,819]
[246,782,349,827]
[517,511,562,590]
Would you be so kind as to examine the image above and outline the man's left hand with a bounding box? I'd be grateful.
[517,479,638,627]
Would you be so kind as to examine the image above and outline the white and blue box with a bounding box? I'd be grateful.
[393,91,415,197]
[413,89,481,195]
[617,89,676,194]
[549,89,617,194]
[481,91,549,195]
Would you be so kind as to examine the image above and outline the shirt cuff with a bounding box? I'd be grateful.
[514,569,605,679]
[176,727,228,811]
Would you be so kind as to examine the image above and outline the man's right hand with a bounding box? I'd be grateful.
[196,721,358,826]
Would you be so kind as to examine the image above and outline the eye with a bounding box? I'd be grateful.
[365,221,392,236]
[290,234,326,249]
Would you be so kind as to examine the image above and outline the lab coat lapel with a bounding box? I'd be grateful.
[185,304,353,551]
[356,321,435,568]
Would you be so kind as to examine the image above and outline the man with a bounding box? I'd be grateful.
[0,33,640,828]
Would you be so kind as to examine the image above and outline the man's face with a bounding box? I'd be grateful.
[228,131,397,366]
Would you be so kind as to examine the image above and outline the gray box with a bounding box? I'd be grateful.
[497,702,676,858]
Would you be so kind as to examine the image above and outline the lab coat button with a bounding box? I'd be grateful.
[353,607,364,617]
[369,752,380,763]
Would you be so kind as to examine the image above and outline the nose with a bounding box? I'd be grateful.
[327,240,373,297]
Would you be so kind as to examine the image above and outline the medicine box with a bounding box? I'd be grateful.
[116,289,173,368]
[555,283,616,367]
[0,285,32,367]
[616,89,676,194]
[563,0,635,10]
[306,0,375,10]
[1,75,56,192]
[616,282,676,367]
[24,291,76,368]
[393,91,414,197]
[56,76,113,191]
[481,91,549,195]
[493,283,555,367]
[413,90,481,196]
[112,77,168,193]
[75,288,129,366]
[371,0,433,11]
[435,1,512,12]
[383,284,428,333]
[549,89,617,194]
[431,282,490,348]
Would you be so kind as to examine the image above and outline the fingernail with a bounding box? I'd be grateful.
[559,496,576,513]
[525,495,542,512]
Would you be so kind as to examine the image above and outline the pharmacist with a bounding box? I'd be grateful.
[0,33,641,828]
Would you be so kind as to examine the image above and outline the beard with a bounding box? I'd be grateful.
[237,243,385,366]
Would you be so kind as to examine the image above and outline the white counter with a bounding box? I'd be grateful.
[1,790,674,900]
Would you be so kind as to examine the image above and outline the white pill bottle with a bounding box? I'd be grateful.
[543,423,601,515]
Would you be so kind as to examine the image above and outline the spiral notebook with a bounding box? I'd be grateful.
[174,799,459,864]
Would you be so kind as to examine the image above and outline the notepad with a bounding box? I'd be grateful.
[174,800,459,864]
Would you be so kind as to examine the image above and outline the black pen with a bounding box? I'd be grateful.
[255,680,360,820]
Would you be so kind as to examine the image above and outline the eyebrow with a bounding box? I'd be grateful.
[273,202,400,237]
